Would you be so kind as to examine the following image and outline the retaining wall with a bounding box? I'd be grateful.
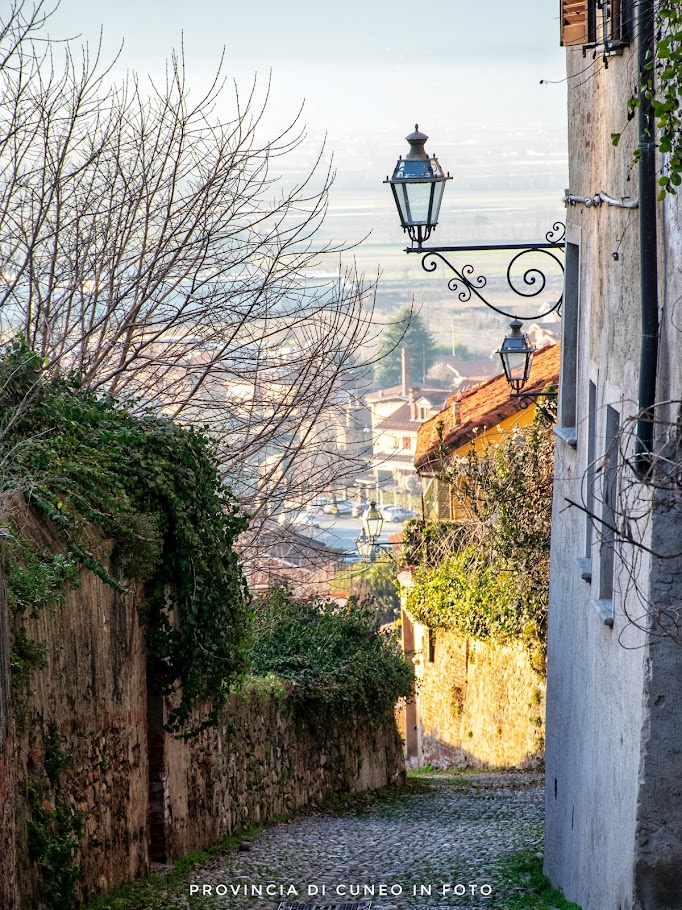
[1,493,405,907]
[401,606,545,769]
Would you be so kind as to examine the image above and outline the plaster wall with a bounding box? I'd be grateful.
[631,508,682,907]
[545,33,682,910]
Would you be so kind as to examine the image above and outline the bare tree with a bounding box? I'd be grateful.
[0,6,382,553]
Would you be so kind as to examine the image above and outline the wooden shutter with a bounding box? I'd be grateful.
[561,0,593,46]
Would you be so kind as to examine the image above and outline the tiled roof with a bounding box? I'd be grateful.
[365,384,450,403]
[375,392,451,432]
[414,343,561,472]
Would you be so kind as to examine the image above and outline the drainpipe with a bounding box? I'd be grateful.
[635,0,659,476]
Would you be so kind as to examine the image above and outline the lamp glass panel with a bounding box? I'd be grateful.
[429,180,445,224]
[406,181,441,225]
[363,506,383,539]
[502,350,528,374]
[395,183,411,225]
[356,535,374,560]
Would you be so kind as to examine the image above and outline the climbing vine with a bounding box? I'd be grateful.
[406,408,555,669]
[0,339,251,734]
[5,538,79,733]
[27,726,83,910]
[611,5,682,198]
[653,4,682,197]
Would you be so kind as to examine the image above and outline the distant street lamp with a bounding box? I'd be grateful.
[355,501,387,563]
[385,126,565,396]
[362,501,384,540]
[355,532,375,562]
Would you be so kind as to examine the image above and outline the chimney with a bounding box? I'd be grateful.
[450,398,462,426]
[401,348,411,397]
[408,387,417,421]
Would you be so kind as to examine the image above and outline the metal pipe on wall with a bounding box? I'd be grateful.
[635,0,659,475]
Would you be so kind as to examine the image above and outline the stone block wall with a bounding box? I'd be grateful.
[1,494,405,907]
[0,556,18,910]
[2,493,150,908]
[407,614,544,769]
[164,688,404,859]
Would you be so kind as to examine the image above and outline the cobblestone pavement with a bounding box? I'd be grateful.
[185,772,544,910]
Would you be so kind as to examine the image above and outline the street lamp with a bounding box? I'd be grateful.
[386,127,565,396]
[356,501,387,563]
[355,532,375,563]
[384,125,451,247]
[362,501,384,540]
[497,320,534,393]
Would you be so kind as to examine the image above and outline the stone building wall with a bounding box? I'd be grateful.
[1,493,405,907]
[404,611,544,769]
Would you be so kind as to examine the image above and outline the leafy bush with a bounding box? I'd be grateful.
[250,588,414,723]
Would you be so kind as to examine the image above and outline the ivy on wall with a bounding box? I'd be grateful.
[406,408,555,671]
[653,5,682,197]
[0,339,251,733]
[27,726,83,910]
[611,5,682,198]
[249,588,414,725]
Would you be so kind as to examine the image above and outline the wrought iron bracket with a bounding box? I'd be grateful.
[512,389,558,406]
[511,389,558,420]
[405,222,566,321]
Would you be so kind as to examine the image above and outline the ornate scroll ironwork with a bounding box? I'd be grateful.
[408,222,566,321]
[509,391,559,413]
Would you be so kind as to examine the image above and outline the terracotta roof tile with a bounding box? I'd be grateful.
[414,343,561,471]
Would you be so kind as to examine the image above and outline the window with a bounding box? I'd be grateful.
[560,0,630,51]
[601,0,629,50]
[585,380,597,559]
[559,242,580,434]
[598,405,620,601]
[427,628,436,663]
[402,436,412,451]
[590,403,619,628]
[577,380,597,583]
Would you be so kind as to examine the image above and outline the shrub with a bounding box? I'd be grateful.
[250,588,414,723]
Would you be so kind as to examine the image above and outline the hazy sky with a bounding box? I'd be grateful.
[46,1,569,282]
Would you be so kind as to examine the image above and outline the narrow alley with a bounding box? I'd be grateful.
[183,772,543,910]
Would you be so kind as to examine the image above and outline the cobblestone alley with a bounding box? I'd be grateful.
[184,772,544,910]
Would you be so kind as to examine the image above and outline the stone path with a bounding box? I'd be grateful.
[184,772,544,910]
